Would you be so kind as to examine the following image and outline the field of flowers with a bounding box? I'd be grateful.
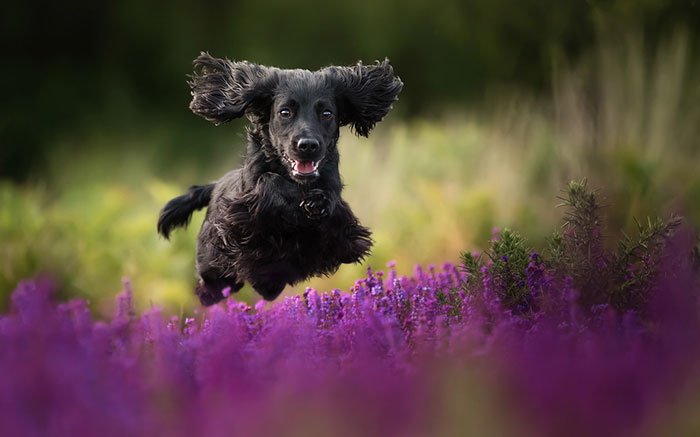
[2,182,700,436]
[2,31,700,435]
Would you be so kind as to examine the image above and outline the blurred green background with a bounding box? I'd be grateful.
[2,0,699,315]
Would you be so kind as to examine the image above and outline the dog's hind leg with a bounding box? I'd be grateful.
[196,269,244,306]
[250,263,299,301]
[251,280,286,301]
[195,223,244,306]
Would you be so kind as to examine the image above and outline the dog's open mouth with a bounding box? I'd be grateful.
[284,153,321,177]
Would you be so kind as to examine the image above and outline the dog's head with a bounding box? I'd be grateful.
[188,53,403,182]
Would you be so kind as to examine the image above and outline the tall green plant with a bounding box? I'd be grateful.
[462,180,685,312]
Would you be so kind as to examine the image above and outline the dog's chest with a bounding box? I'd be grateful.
[277,220,337,255]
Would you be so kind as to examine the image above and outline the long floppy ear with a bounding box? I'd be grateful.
[324,59,403,137]
[188,52,277,125]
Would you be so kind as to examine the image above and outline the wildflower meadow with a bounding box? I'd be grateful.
[2,182,700,436]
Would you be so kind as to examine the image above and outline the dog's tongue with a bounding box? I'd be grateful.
[295,160,315,174]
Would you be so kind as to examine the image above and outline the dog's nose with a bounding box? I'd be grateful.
[297,138,319,153]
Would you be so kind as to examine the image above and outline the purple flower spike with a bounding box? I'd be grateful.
[222,286,231,298]
[2,249,699,437]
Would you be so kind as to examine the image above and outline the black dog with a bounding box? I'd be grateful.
[158,53,402,305]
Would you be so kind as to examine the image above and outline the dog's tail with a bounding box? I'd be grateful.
[157,184,215,239]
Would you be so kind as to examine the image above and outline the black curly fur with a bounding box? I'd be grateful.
[157,184,214,239]
[159,52,402,305]
[324,59,404,137]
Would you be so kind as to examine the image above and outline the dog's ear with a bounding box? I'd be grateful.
[324,59,403,137]
[188,52,277,125]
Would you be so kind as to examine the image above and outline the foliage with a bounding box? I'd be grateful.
[463,181,684,314]
[3,1,699,179]
[0,180,203,315]
[461,229,532,311]
[485,229,531,310]
[554,180,683,311]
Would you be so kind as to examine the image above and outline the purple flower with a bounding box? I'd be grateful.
[1,248,699,437]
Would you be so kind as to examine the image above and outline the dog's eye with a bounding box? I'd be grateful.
[279,108,292,118]
[321,109,333,120]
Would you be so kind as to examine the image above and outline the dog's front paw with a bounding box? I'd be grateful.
[300,189,329,220]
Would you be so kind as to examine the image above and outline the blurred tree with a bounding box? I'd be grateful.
[1,0,698,180]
